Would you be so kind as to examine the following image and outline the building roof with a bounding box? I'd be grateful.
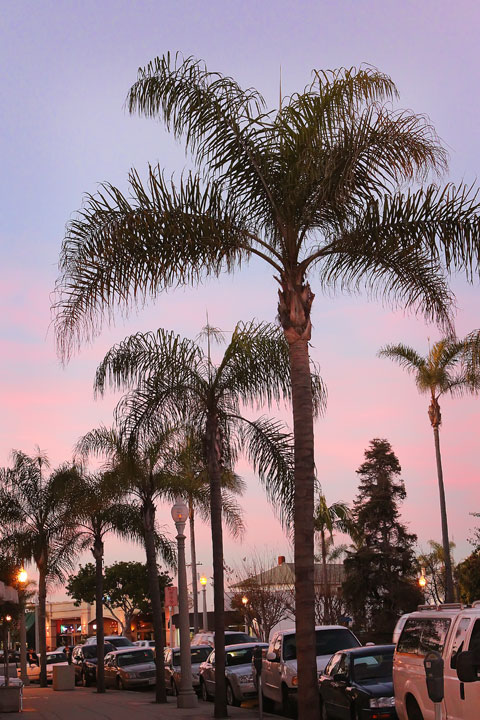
[231,562,345,589]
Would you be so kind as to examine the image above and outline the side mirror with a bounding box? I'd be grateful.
[266,651,277,662]
[333,672,348,683]
[457,651,479,683]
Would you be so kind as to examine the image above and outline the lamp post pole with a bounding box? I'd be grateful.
[171,498,198,709]
[242,595,249,635]
[200,576,208,631]
[18,568,29,685]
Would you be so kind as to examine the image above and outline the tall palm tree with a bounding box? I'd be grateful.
[0,450,78,687]
[378,336,480,601]
[313,496,352,623]
[166,430,246,634]
[93,321,302,718]
[75,427,176,703]
[65,470,140,693]
[53,57,480,715]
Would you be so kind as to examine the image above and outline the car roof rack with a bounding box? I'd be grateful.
[417,603,463,611]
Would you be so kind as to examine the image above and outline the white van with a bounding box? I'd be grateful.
[394,603,480,720]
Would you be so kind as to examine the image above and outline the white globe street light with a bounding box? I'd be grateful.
[171,497,198,709]
[200,575,208,631]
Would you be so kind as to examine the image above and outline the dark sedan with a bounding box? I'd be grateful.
[319,644,397,720]
[71,642,115,686]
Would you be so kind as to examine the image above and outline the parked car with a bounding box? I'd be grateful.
[134,640,155,649]
[261,625,361,714]
[71,642,116,686]
[84,634,134,649]
[394,602,480,720]
[200,642,268,706]
[25,650,69,683]
[164,644,212,695]
[319,644,396,719]
[191,631,257,647]
[104,647,156,690]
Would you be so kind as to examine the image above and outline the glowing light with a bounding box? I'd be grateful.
[242,595,248,606]
[200,576,208,587]
[419,575,427,588]
[18,568,28,584]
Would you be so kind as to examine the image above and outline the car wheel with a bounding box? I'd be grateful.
[116,675,125,691]
[200,679,210,702]
[262,692,274,712]
[406,696,424,720]
[81,671,90,687]
[226,681,239,707]
[171,680,178,696]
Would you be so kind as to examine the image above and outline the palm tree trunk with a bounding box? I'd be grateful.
[142,498,167,703]
[93,537,105,693]
[37,564,48,688]
[432,425,455,602]
[206,411,228,719]
[189,499,199,634]
[287,332,319,720]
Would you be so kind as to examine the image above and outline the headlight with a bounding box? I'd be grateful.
[291,675,298,686]
[238,674,253,684]
[369,697,395,708]
[125,672,138,679]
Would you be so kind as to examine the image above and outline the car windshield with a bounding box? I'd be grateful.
[225,633,253,645]
[352,652,394,683]
[117,650,154,667]
[47,653,67,664]
[283,629,360,661]
[109,637,133,648]
[226,647,256,667]
[173,647,211,666]
[83,643,115,659]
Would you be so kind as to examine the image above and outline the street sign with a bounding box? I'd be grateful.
[165,586,178,608]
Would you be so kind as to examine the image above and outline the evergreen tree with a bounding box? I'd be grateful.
[343,439,422,638]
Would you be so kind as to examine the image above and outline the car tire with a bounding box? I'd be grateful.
[116,675,125,691]
[226,681,239,707]
[262,692,274,712]
[200,679,210,702]
[81,671,90,687]
[406,696,424,720]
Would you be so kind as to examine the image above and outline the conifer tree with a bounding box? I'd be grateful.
[343,439,422,638]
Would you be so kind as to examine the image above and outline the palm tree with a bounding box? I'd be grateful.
[378,337,480,601]
[53,57,480,715]
[65,470,140,693]
[0,450,78,687]
[75,426,176,703]
[166,430,246,634]
[93,321,301,718]
[314,496,352,623]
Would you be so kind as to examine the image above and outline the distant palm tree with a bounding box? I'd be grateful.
[0,450,78,687]
[76,427,176,703]
[53,56,480,715]
[378,337,480,601]
[93,320,303,717]
[314,496,352,622]
[66,470,140,693]
[166,430,245,633]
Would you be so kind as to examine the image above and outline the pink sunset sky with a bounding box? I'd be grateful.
[1,0,479,600]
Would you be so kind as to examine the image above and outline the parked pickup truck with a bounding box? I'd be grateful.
[394,602,480,720]
[261,625,360,713]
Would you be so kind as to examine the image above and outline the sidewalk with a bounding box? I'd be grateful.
[3,686,277,719]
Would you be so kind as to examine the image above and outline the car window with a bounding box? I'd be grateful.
[397,618,451,656]
[226,647,256,667]
[450,619,471,669]
[109,637,134,648]
[225,633,252,645]
[117,649,154,667]
[47,653,67,664]
[468,619,480,655]
[352,652,393,683]
[324,652,343,676]
[191,647,211,664]
[283,629,359,661]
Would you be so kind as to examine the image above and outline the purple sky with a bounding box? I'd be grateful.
[1,1,479,599]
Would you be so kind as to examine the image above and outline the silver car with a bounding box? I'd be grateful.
[199,642,268,706]
[104,648,156,689]
[164,645,211,695]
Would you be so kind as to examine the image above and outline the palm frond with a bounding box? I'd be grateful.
[378,343,427,373]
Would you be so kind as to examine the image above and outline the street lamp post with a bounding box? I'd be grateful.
[200,576,208,631]
[18,568,29,685]
[171,498,198,709]
[242,595,249,635]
